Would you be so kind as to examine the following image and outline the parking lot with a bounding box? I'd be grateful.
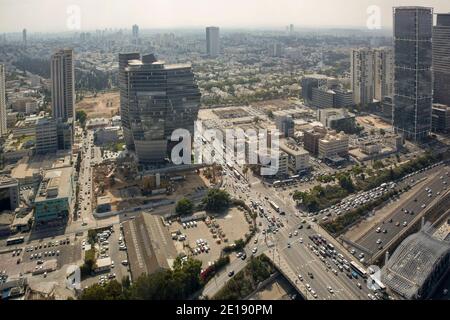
[0,237,82,281]
[170,207,251,267]
[81,224,130,288]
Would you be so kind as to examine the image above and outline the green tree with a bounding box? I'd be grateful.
[175,198,194,215]
[202,189,231,212]
[76,110,87,127]
[338,174,354,193]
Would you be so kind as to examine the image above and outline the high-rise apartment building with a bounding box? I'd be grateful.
[119,53,201,163]
[393,7,433,141]
[0,64,6,136]
[206,27,220,57]
[51,49,75,122]
[433,13,450,106]
[132,24,139,39]
[351,48,375,106]
[374,48,394,101]
[22,28,27,46]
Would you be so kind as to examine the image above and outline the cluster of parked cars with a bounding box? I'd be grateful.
[118,235,126,251]
[0,270,8,284]
[11,248,22,257]
[182,221,198,229]
[25,238,69,253]
[98,228,115,258]
[98,273,116,285]
[193,239,210,255]
[29,250,59,260]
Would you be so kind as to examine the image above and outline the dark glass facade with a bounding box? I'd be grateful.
[393,7,433,141]
[119,53,201,163]
[433,14,450,106]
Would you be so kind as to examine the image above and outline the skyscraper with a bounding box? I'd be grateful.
[393,7,433,141]
[433,13,450,106]
[351,48,375,106]
[132,24,139,39]
[22,28,27,46]
[0,64,7,136]
[119,53,201,163]
[206,26,220,57]
[119,52,141,148]
[374,48,394,101]
[51,49,75,122]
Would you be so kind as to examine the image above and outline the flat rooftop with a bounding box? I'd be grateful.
[122,213,177,281]
[0,175,18,188]
[35,167,73,202]
[279,139,309,156]
[11,153,72,181]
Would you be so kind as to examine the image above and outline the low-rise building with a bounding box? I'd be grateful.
[302,126,327,156]
[317,108,356,133]
[318,131,349,159]
[360,141,382,155]
[86,118,109,130]
[94,126,121,145]
[122,213,178,281]
[34,167,74,223]
[96,196,112,213]
[279,139,310,174]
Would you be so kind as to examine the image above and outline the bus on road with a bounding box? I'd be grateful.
[273,181,281,188]
[6,236,25,246]
[269,201,280,213]
[350,261,368,278]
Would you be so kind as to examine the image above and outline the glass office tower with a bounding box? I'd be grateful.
[393,7,433,141]
[433,14,450,106]
[119,53,201,163]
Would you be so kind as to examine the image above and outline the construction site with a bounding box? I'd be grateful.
[91,158,223,213]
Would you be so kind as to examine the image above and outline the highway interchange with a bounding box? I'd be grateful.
[201,156,375,300]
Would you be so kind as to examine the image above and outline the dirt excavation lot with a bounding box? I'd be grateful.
[76,91,120,118]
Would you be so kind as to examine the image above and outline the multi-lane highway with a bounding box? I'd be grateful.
[352,164,450,261]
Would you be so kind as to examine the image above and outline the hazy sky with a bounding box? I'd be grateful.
[1,0,449,32]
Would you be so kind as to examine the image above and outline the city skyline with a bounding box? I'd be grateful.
[1,0,450,33]
[1,1,450,303]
